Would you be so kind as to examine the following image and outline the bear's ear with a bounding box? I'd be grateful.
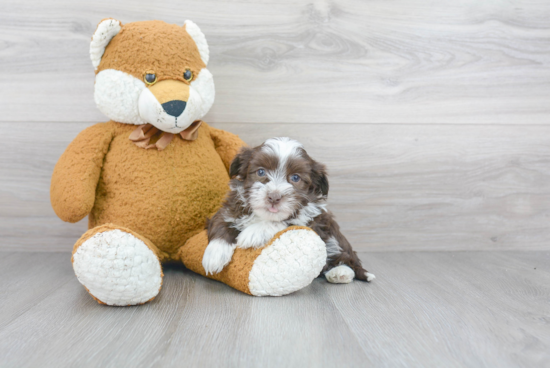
[183,20,209,65]
[90,18,122,71]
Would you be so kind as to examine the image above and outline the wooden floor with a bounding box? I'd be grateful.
[0,251,548,368]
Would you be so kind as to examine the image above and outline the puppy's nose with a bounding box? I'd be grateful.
[268,192,282,204]
[162,100,186,117]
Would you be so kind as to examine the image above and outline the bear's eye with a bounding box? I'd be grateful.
[290,174,301,183]
[144,73,157,85]
[183,69,193,82]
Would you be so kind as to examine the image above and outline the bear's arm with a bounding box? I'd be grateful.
[206,123,246,173]
[50,122,115,223]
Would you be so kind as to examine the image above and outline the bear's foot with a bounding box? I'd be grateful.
[180,226,327,296]
[248,227,327,296]
[72,225,163,306]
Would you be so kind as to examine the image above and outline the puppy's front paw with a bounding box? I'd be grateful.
[325,265,355,284]
[202,239,236,275]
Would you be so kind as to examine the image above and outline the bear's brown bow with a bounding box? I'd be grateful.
[129,121,202,150]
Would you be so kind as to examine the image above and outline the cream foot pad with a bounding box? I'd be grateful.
[72,229,163,306]
[248,228,327,296]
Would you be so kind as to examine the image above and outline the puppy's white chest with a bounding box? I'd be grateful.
[236,221,287,249]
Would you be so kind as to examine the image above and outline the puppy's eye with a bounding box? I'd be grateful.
[257,169,266,177]
[290,174,301,183]
[183,69,193,81]
[144,73,157,85]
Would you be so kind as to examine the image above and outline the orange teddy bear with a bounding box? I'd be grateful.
[50,19,326,306]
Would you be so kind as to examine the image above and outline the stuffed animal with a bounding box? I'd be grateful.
[50,19,327,306]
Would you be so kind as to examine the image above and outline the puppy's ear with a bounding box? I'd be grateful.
[311,161,329,197]
[230,147,253,180]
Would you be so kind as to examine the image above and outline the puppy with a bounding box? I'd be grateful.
[202,137,375,284]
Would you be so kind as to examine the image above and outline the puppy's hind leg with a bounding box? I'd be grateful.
[325,264,355,284]
[325,263,375,283]
[322,231,375,283]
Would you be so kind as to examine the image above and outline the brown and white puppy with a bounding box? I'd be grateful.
[202,137,375,284]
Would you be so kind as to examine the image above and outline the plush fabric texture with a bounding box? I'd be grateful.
[248,228,327,296]
[97,20,205,84]
[52,121,244,259]
[183,20,209,64]
[72,224,164,306]
[179,226,326,296]
[94,69,147,125]
[51,123,114,223]
[90,18,122,71]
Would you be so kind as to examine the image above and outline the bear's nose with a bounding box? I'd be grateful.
[162,100,186,117]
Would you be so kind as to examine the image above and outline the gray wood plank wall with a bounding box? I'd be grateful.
[1,0,549,252]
